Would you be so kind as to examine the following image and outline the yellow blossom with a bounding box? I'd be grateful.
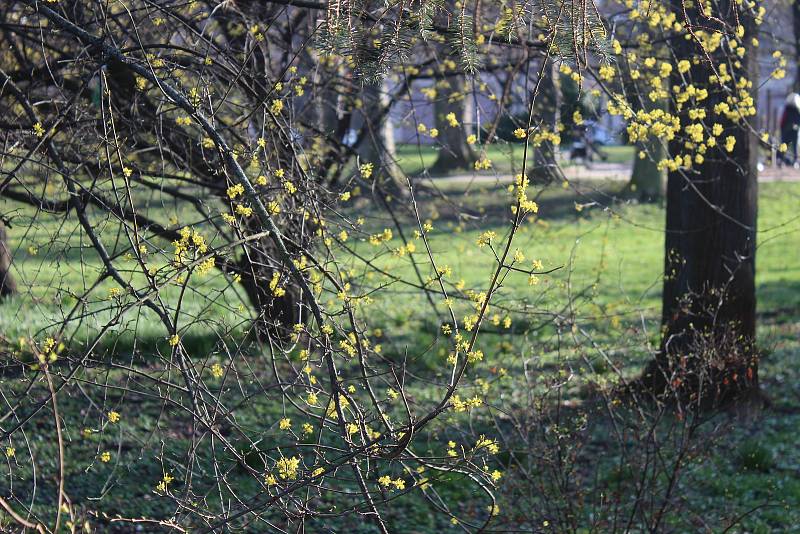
[360,162,374,179]
[210,363,224,378]
[276,456,300,479]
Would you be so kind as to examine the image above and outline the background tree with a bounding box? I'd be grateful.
[622,74,667,203]
[0,221,15,297]
[529,60,562,182]
[430,72,478,174]
[627,137,666,202]
[356,80,403,188]
[794,0,800,87]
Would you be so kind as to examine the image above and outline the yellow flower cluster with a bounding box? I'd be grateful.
[269,272,286,297]
[476,230,496,248]
[369,228,393,245]
[359,162,374,179]
[475,435,500,455]
[451,394,482,412]
[156,473,174,492]
[172,226,214,275]
[35,337,60,365]
[511,173,539,214]
[378,475,406,490]
[623,109,681,144]
[276,456,300,480]
[474,157,492,170]
[530,127,560,148]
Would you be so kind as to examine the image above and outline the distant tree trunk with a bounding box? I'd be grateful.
[626,139,665,203]
[357,80,402,189]
[430,74,476,174]
[463,86,475,137]
[794,0,800,89]
[642,1,759,407]
[0,222,15,298]
[530,59,561,182]
[622,56,666,203]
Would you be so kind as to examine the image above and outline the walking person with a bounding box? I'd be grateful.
[779,92,800,167]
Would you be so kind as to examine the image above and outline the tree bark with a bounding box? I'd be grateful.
[642,2,759,407]
[529,59,561,183]
[794,0,800,89]
[0,222,15,298]
[357,80,402,189]
[236,215,312,343]
[430,74,476,174]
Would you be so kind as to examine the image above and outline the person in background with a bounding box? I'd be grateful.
[779,92,800,167]
[569,121,608,165]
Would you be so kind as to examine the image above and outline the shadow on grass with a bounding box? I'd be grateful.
[355,180,634,231]
[0,327,252,378]
[757,279,800,322]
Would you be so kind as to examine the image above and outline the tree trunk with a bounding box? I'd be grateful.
[430,74,476,174]
[357,80,402,189]
[530,59,561,183]
[794,0,800,89]
[622,56,666,203]
[236,216,311,343]
[463,86,475,138]
[0,222,15,298]
[626,139,665,203]
[238,256,306,343]
[642,1,759,407]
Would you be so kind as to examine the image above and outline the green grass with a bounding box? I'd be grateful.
[0,195,250,358]
[597,144,636,164]
[355,179,799,345]
[395,142,529,176]
[394,143,635,176]
[1,180,799,531]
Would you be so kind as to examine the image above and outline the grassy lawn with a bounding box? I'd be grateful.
[1,179,799,531]
[395,143,635,176]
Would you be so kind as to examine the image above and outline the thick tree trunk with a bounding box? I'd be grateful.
[430,74,476,174]
[236,217,311,343]
[238,256,306,342]
[0,222,15,298]
[642,2,759,407]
